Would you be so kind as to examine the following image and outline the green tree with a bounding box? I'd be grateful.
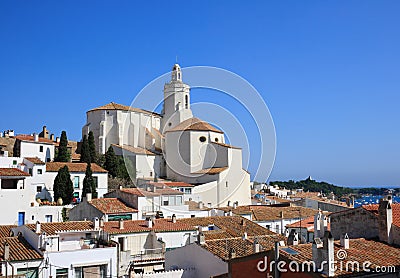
[105,146,118,178]
[80,135,91,163]
[82,163,97,198]
[88,131,97,163]
[55,131,70,162]
[53,166,74,204]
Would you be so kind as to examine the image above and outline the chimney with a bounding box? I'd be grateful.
[56,137,60,143]
[241,219,246,227]
[35,221,41,233]
[100,217,105,227]
[322,231,335,277]
[33,133,39,142]
[172,214,176,223]
[233,201,238,209]
[253,238,261,253]
[198,232,205,245]
[152,185,156,192]
[229,248,236,259]
[93,217,100,230]
[146,217,153,228]
[378,199,393,244]
[312,238,323,270]
[287,230,298,246]
[227,201,231,207]
[198,201,204,209]
[4,242,10,261]
[119,219,124,230]
[242,231,248,240]
[340,233,349,249]
[314,210,323,238]
[50,134,55,141]
[274,241,280,277]
[323,215,328,232]
[86,193,92,202]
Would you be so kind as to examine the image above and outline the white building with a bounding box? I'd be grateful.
[102,218,197,275]
[45,162,109,199]
[83,64,252,207]
[14,134,55,162]
[12,220,118,278]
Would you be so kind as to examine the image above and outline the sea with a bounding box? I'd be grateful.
[354,195,400,208]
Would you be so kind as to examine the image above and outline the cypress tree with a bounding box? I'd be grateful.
[55,131,70,162]
[105,146,118,178]
[88,131,97,163]
[53,165,74,204]
[82,163,97,198]
[80,135,91,163]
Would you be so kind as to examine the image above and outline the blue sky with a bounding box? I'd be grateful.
[0,1,399,186]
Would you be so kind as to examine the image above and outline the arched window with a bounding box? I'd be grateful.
[185,95,188,109]
[199,136,206,142]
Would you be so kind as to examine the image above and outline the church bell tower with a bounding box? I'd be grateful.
[161,64,193,133]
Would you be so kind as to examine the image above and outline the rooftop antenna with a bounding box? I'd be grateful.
[176,55,178,63]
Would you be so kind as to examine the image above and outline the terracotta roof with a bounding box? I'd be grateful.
[24,157,45,165]
[0,225,16,238]
[192,167,228,175]
[218,205,318,222]
[25,221,95,236]
[14,135,55,144]
[88,102,160,116]
[280,238,400,276]
[212,142,241,149]
[46,162,107,173]
[178,216,278,238]
[0,236,43,261]
[103,219,196,234]
[166,117,224,134]
[363,203,400,227]
[286,215,331,232]
[111,144,156,155]
[201,234,285,261]
[89,198,138,214]
[0,168,30,177]
[185,201,210,211]
[291,191,320,199]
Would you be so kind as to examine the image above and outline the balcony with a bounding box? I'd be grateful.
[131,248,164,262]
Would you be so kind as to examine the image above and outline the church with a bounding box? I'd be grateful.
[82,64,251,207]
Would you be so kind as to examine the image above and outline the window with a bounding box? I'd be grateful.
[36,186,42,193]
[45,215,52,223]
[226,181,228,187]
[185,95,188,109]
[39,146,43,152]
[74,176,80,188]
[176,196,183,206]
[13,160,17,165]
[56,268,68,278]
[168,122,172,126]
[184,188,192,194]
[150,171,153,177]
[32,215,35,220]
[199,136,206,142]
[275,224,280,233]
[1,179,18,189]
[215,138,219,142]
[266,225,271,230]
[29,168,33,175]
[37,169,42,175]
[93,177,98,188]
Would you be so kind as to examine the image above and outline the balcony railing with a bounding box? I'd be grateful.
[131,248,164,261]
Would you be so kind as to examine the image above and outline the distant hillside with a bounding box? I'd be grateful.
[268,178,352,197]
[267,178,399,198]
